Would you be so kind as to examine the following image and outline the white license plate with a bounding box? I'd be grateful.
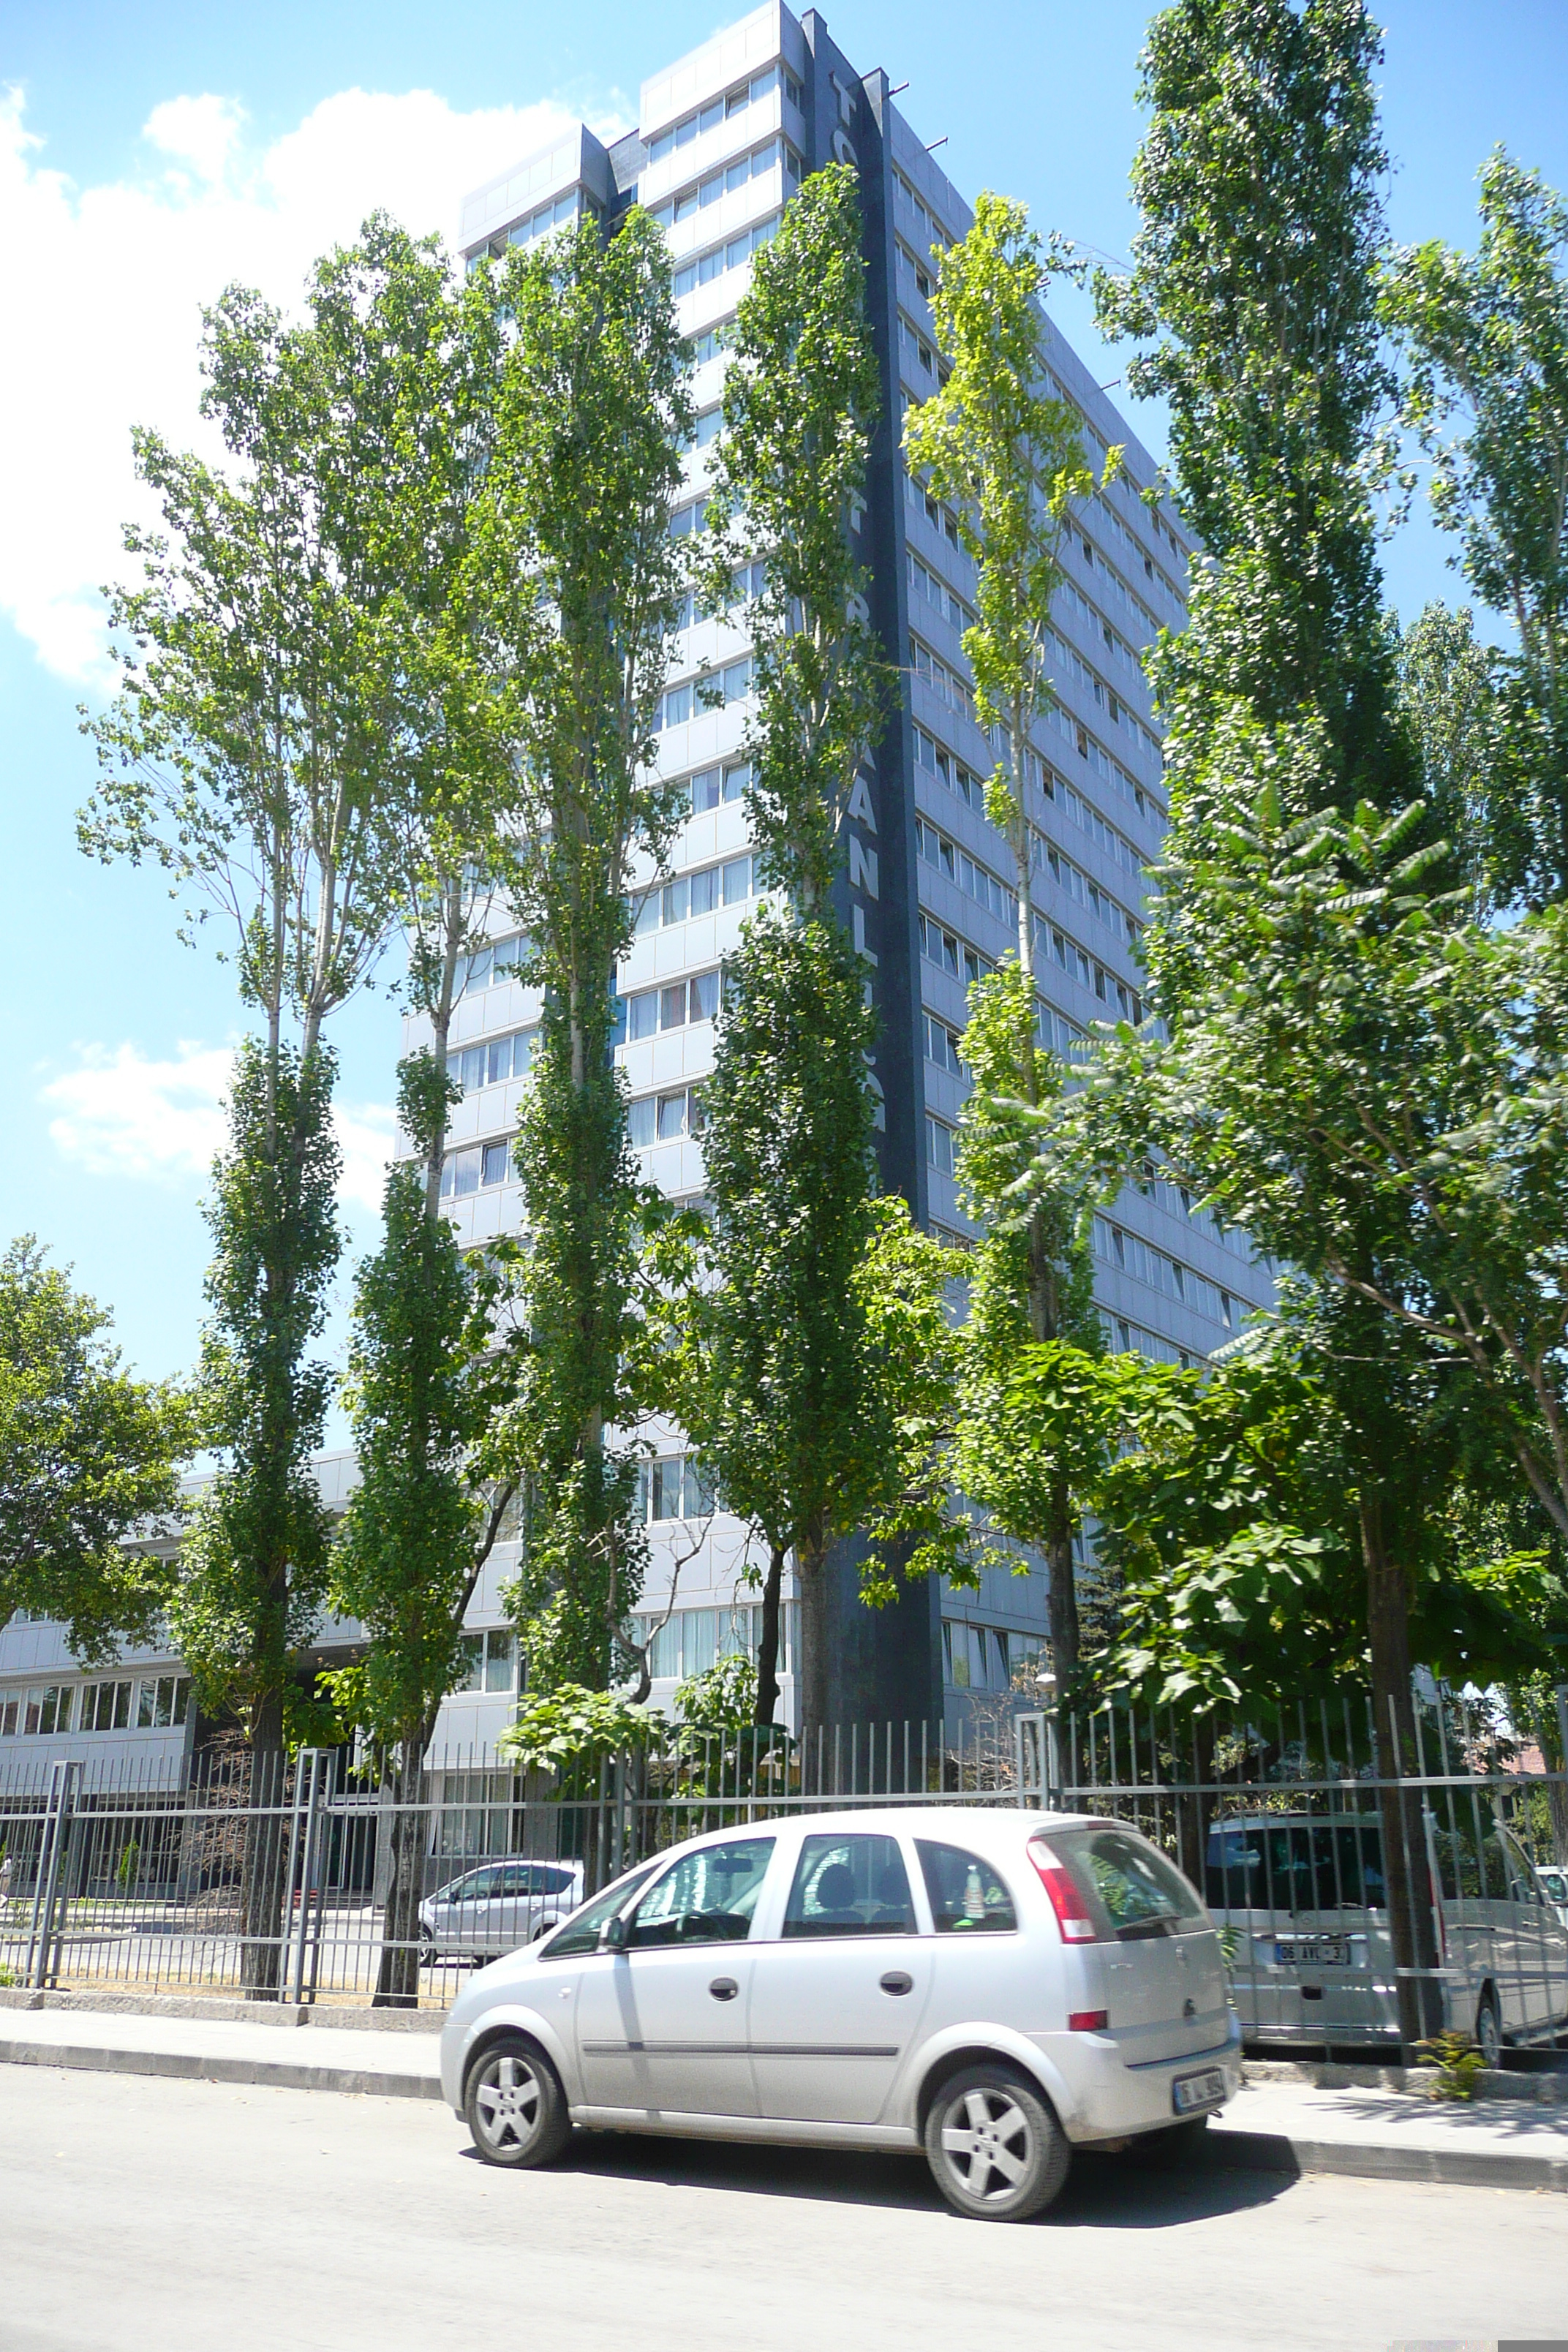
[1275,1936,1349,1967]
[1172,2068,1226,2116]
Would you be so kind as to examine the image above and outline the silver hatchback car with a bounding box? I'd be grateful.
[419,1859,586,1965]
[439,1808,1240,2220]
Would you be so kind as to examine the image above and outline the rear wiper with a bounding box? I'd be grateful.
[1115,1915,1175,1941]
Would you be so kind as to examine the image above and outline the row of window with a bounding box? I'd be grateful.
[907,549,973,636]
[892,164,951,259]
[655,655,753,732]
[1036,835,1139,950]
[448,1028,536,1096]
[460,932,529,997]
[1093,1215,1236,1327]
[1098,1308,1199,1371]
[672,208,780,300]
[637,1452,716,1524]
[1072,529,1164,651]
[1044,695,1156,816]
[624,968,721,1040]
[1057,570,1150,682]
[897,237,938,306]
[910,478,965,552]
[690,319,733,367]
[440,1139,513,1199]
[1043,925,1143,1020]
[0,1676,190,1738]
[913,723,987,816]
[916,815,1015,930]
[628,1085,705,1148]
[923,1011,965,1079]
[919,911,994,990]
[627,1601,799,1684]
[898,309,939,383]
[467,189,589,268]
[909,633,974,725]
[1048,625,1162,769]
[633,849,760,935]
[1044,770,1154,877]
[924,1113,958,1178]
[643,63,802,168]
[943,1620,1041,1694]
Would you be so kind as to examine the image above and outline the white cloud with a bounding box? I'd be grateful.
[0,78,626,681]
[42,1040,396,1213]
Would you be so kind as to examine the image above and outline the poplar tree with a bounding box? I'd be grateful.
[470,210,693,1692]
[688,165,892,1735]
[81,217,471,1994]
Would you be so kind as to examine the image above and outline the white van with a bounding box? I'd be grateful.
[1206,1810,1568,2059]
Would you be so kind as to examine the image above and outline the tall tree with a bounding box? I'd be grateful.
[81,217,470,1993]
[688,164,891,1734]
[1383,151,1568,907]
[469,209,692,1692]
[900,196,1117,1673]
[0,1240,195,1655]
[327,1058,522,2005]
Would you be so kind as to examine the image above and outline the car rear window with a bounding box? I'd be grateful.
[915,1841,1018,1934]
[1060,1829,1206,1939]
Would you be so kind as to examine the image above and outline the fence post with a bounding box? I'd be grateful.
[26,1759,82,1989]
[287,1748,330,2008]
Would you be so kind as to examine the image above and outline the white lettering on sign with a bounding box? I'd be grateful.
[849,837,880,898]
[848,772,877,830]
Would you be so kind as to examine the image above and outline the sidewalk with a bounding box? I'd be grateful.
[1,1999,1564,2189]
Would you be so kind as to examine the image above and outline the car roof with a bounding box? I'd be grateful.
[657,1806,1110,1855]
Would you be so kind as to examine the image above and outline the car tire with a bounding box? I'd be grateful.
[1131,2114,1211,2166]
[464,2035,573,2171]
[924,2064,1071,2223]
[1474,1989,1503,2068]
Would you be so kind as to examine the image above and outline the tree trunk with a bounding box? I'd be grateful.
[1361,1487,1442,2053]
[753,1545,785,1728]
[1044,1482,1080,1686]
[797,1534,829,1767]
[374,1738,433,2008]
[241,1689,287,2000]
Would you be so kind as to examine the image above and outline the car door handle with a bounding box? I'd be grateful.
[880,1970,913,1997]
[709,1976,739,2001]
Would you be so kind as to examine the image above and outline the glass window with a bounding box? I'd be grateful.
[662,875,689,925]
[723,856,750,905]
[699,98,723,135]
[700,173,722,208]
[649,127,674,162]
[690,866,719,916]
[454,1634,483,1692]
[660,984,687,1030]
[649,1614,680,1679]
[460,1045,485,1093]
[542,1866,657,1959]
[916,1841,1018,1934]
[628,991,658,1042]
[627,1097,655,1149]
[784,1833,916,1939]
[636,890,661,935]
[0,1695,16,1735]
[652,1458,684,1520]
[688,970,719,1022]
[1066,1828,1205,1937]
[723,762,750,802]
[656,1091,687,1142]
[483,1630,516,1692]
[481,1141,510,1186]
[674,190,697,223]
[628,1836,774,1948]
[451,1149,480,1199]
[690,767,721,813]
[485,1037,510,1086]
[136,1681,157,1730]
[676,115,698,150]
[725,156,750,195]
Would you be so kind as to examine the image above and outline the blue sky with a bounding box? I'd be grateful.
[1,0,1564,1405]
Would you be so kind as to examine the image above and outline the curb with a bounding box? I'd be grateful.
[0,1987,446,2031]
[1207,2126,1568,2195]
[0,2036,443,2103]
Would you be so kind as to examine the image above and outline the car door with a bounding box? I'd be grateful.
[573,1835,777,2119]
[440,1866,496,1956]
[747,1831,932,2127]
[1500,1831,1568,2033]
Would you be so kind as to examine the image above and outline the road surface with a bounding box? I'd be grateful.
[1,2065,1561,2351]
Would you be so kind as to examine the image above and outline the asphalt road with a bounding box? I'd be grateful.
[1,2067,1562,2352]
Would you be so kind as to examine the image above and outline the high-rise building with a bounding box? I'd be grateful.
[408,0,1273,1734]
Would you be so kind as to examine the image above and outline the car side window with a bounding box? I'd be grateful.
[915,1841,1018,1934]
[454,1869,497,1904]
[538,1866,657,1960]
[627,1837,776,1948]
[782,1833,916,1939]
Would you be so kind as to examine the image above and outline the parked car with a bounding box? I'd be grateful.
[439,1807,1240,2220]
[1205,1812,1568,2059]
[420,1860,585,1964]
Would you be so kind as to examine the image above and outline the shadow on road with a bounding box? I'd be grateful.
[459,2132,1298,2228]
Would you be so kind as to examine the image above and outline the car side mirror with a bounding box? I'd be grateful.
[603,1914,628,1951]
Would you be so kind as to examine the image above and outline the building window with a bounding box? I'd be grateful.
[627,1086,704,1149]
[459,934,529,995]
[628,1601,797,1685]
[638,1453,716,1523]
[644,68,802,170]
[923,1014,965,1078]
[455,1629,519,1695]
[439,1139,515,1199]
[925,1115,955,1177]
[447,1028,536,1094]
[942,1621,1025,1692]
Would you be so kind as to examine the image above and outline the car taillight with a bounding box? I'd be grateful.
[1068,2010,1109,2032]
[1028,1836,1098,1942]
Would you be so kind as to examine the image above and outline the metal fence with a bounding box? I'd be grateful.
[3,1689,1566,2054]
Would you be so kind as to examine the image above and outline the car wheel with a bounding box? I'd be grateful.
[1474,1989,1503,2068]
[1131,2114,1211,2166]
[924,2064,1070,2223]
[464,2036,573,2171]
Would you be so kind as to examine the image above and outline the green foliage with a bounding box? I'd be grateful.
[467,208,692,1699]
[1096,0,1406,806]
[0,1238,194,1661]
[905,192,1109,963]
[1383,152,1568,904]
[498,1683,663,1778]
[702,164,890,911]
[1395,603,1502,911]
[1416,2029,1488,2101]
[173,1039,341,1740]
[116,1841,140,1893]
[675,1651,758,1733]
